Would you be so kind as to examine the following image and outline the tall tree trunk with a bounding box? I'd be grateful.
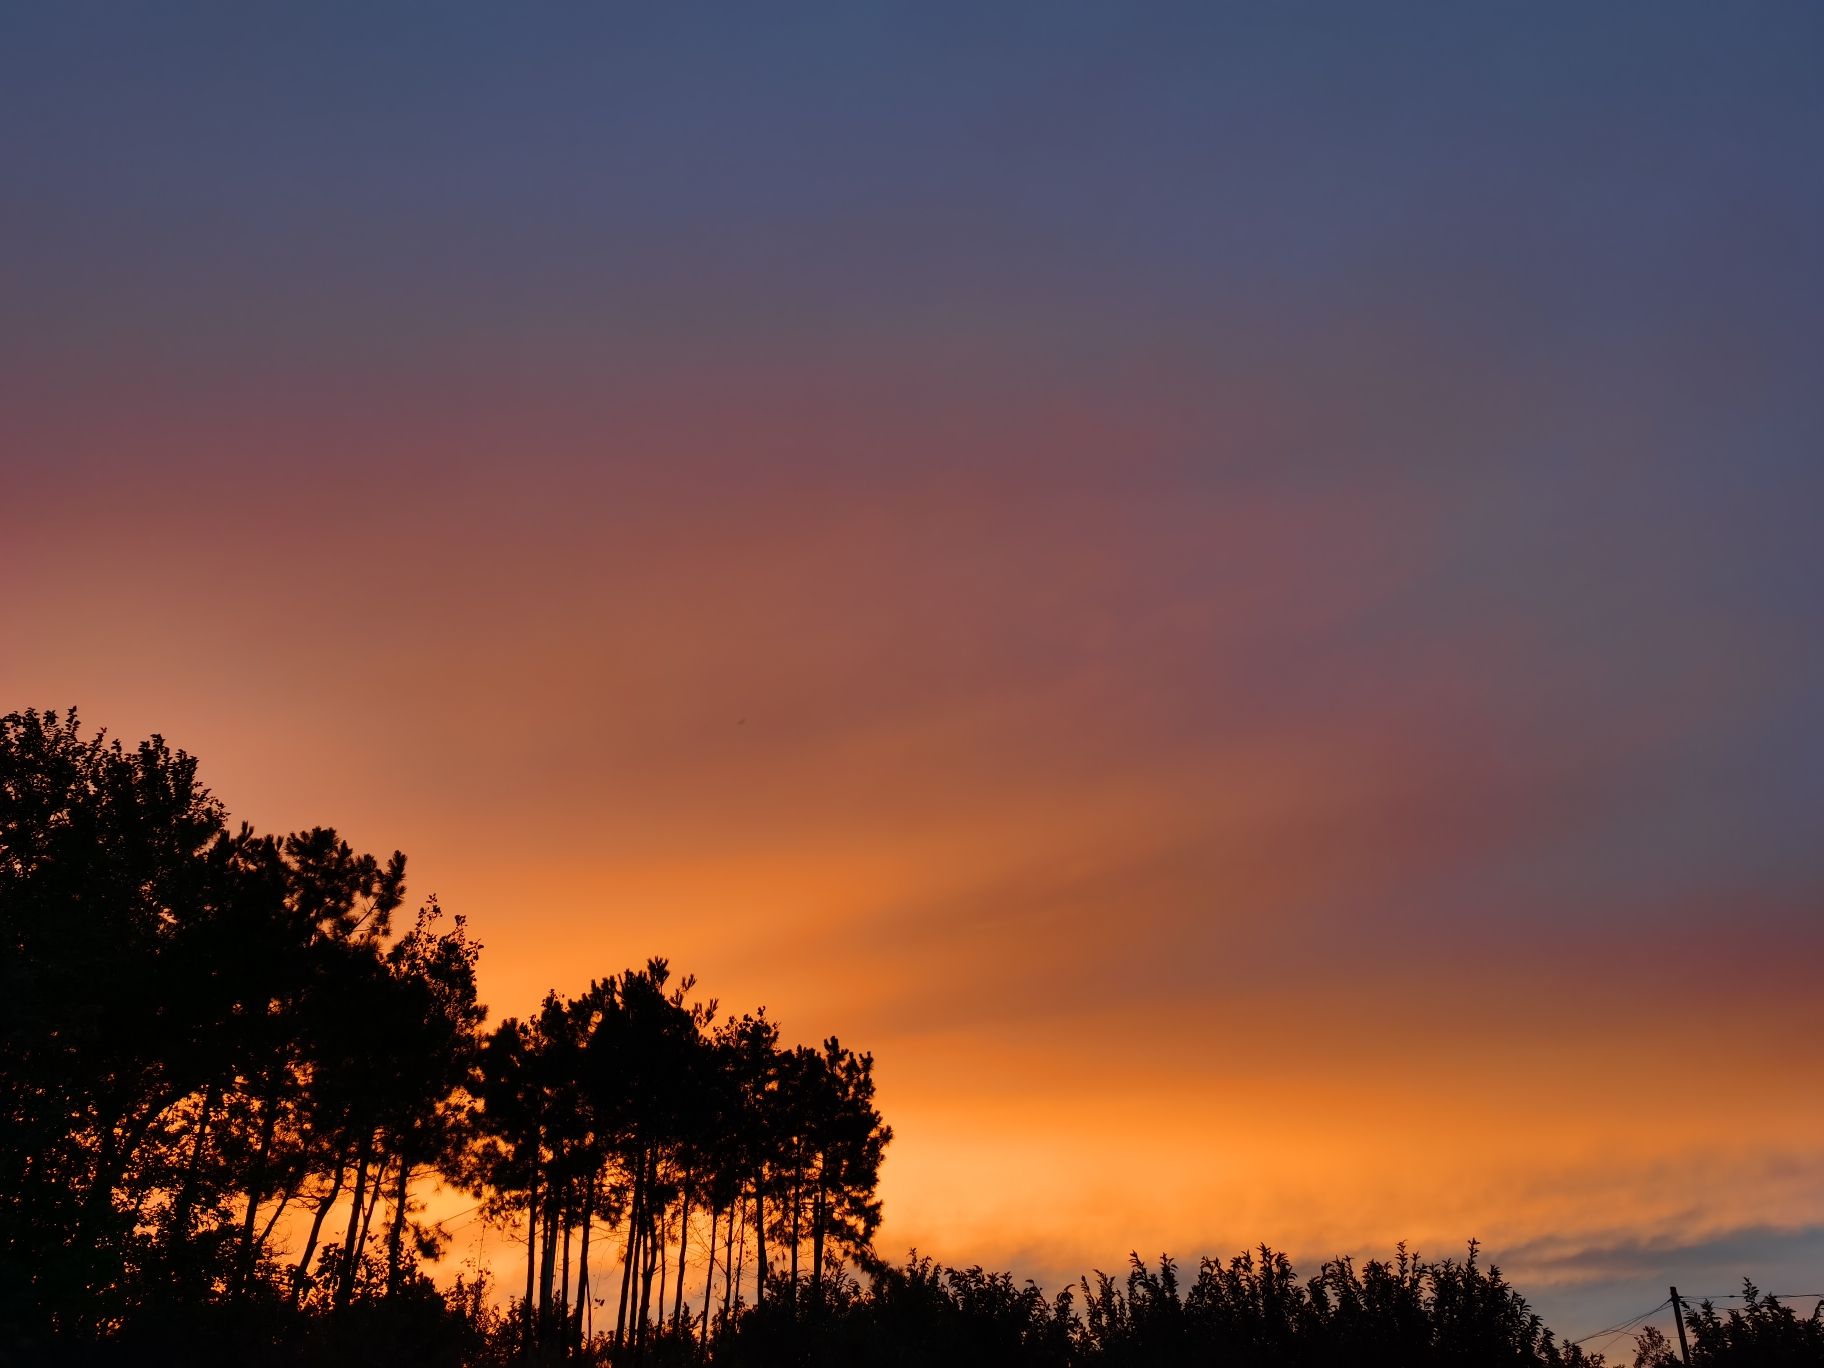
[811,1171,827,1297]
[655,1207,668,1341]
[630,1212,647,1348]
[257,1170,303,1249]
[722,1199,738,1332]
[333,1127,374,1308]
[560,1198,573,1337]
[292,1150,349,1308]
[385,1151,411,1297]
[236,1066,284,1294]
[672,1192,690,1331]
[752,1183,768,1309]
[340,1150,388,1308]
[78,1092,171,1263]
[700,1205,717,1343]
[615,1154,642,1350]
[636,1163,658,1351]
[169,1080,220,1265]
[539,1184,561,1346]
[523,1163,539,1358]
[789,1158,801,1309]
[571,1176,595,1354]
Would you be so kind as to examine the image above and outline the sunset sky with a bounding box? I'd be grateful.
[6,2,1823,1343]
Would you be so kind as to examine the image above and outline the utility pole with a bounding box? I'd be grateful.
[1670,1286,1692,1366]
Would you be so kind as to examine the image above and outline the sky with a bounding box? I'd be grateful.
[5,1,1824,1344]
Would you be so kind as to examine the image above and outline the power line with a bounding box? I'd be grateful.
[1571,1298,1669,1346]
[1583,1325,1651,1354]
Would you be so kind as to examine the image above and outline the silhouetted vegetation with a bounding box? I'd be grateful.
[0,710,1802,1366]
[1633,1286,1824,1368]
[711,1242,1614,1368]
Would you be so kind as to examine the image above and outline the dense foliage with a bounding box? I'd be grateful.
[0,710,1804,1366]
[712,1243,1610,1368]
[1633,1286,1824,1368]
[0,709,886,1364]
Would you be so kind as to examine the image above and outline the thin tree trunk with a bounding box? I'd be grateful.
[169,1080,220,1263]
[539,1185,561,1345]
[789,1159,801,1308]
[560,1199,573,1337]
[723,1198,738,1331]
[812,1172,827,1296]
[613,1219,633,1349]
[636,1165,658,1350]
[630,1213,647,1347]
[80,1093,171,1257]
[237,1066,284,1293]
[333,1127,374,1308]
[615,1157,642,1350]
[655,1207,668,1339]
[292,1150,349,1308]
[65,1091,170,1334]
[385,1151,411,1297]
[700,1205,717,1343]
[752,1183,767,1309]
[673,1194,692,1331]
[571,1176,595,1354]
[256,1173,300,1250]
[523,1164,539,1358]
[340,1150,388,1307]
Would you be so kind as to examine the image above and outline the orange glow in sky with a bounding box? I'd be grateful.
[7,2,1824,1338]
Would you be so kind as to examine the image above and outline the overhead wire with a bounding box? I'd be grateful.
[1582,1324,1653,1354]
[431,1201,484,1229]
[1571,1297,1669,1347]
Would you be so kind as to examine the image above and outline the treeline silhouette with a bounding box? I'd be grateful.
[0,708,882,1365]
[1,709,1809,1367]
[1635,1290,1824,1368]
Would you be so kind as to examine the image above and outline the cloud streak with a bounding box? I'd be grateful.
[5,0,1823,1338]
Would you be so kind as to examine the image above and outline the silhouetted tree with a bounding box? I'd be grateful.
[0,709,481,1357]
[1634,1285,1824,1368]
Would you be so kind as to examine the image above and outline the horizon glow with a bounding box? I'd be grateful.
[5,2,1823,1341]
